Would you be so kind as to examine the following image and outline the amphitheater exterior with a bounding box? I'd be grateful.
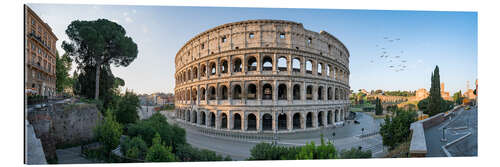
[174,20,350,133]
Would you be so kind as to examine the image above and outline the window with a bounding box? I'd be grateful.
[249,32,254,38]
[279,33,285,39]
[201,43,205,49]
[221,36,227,43]
[307,37,312,45]
[31,18,35,25]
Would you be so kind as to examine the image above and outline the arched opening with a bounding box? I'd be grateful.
[278,113,287,131]
[192,88,197,101]
[208,86,216,100]
[233,113,242,130]
[210,62,216,76]
[317,63,323,76]
[262,83,273,100]
[186,110,191,122]
[247,114,257,131]
[306,60,313,74]
[193,110,197,124]
[327,110,332,125]
[220,59,228,74]
[247,84,257,100]
[221,113,228,129]
[335,87,339,100]
[278,84,287,100]
[219,85,228,100]
[293,113,301,129]
[277,57,287,71]
[200,87,206,100]
[210,112,216,127]
[293,84,301,100]
[335,110,339,122]
[201,64,206,77]
[262,113,273,131]
[247,56,257,71]
[327,87,332,100]
[262,56,273,71]
[318,86,324,100]
[306,85,313,100]
[233,58,242,72]
[188,69,192,80]
[318,111,324,127]
[292,58,301,72]
[193,67,198,79]
[201,111,206,125]
[306,112,313,128]
[326,65,331,77]
[233,85,242,99]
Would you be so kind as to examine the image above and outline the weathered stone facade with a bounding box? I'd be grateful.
[174,20,350,133]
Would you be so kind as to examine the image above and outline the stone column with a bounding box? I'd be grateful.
[228,112,233,130]
[287,111,292,131]
[301,112,306,130]
[241,113,246,131]
[313,111,318,128]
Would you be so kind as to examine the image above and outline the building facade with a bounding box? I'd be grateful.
[174,20,350,133]
[25,6,58,97]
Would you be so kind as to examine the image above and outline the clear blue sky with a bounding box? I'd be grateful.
[28,4,477,94]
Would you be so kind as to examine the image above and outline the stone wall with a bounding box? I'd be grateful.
[27,102,102,161]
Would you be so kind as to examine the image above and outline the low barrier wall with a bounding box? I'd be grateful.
[409,105,463,157]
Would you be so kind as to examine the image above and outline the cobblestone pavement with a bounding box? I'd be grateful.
[56,146,93,164]
[424,106,478,157]
[167,111,386,160]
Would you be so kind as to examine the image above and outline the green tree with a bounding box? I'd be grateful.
[145,133,177,162]
[452,91,464,105]
[62,19,138,100]
[340,148,372,159]
[55,52,73,93]
[121,136,148,160]
[427,66,442,116]
[93,109,122,158]
[379,109,417,150]
[417,97,429,112]
[296,135,337,160]
[375,97,383,115]
[114,90,140,125]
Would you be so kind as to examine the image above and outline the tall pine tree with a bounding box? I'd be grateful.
[427,66,442,116]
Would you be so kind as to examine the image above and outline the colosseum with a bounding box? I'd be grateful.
[174,20,350,134]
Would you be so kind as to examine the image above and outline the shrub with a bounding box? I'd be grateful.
[114,91,140,125]
[379,109,417,150]
[121,136,148,160]
[340,148,372,159]
[93,109,122,157]
[145,133,177,162]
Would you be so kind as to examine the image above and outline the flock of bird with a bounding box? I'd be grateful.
[370,37,408,72]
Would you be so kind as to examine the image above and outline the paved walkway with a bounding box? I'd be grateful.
[56,146,93,164]
[424,106,477,157]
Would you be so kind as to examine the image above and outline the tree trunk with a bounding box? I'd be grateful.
[95,64,101,100]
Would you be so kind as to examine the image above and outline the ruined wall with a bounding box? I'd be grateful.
[27,103,102,161]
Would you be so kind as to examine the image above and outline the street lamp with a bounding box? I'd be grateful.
[441,127,447,142]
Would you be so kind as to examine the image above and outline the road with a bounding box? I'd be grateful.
[164,111,386,160]
[424,106,478,157]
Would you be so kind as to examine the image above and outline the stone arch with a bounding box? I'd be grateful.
[327,87,333,100]
[293,112,302,129]
[247,56,257,71]
[208,85,216,100]
[233,113,242,130]
[277,56,287,71]
[306,85,313,100]
[187,69,192,80]
[210,112,216,127]
[200,111,206,125]
[200,64,207,77]
[220,112,228,129]
[318,111,324,127]
[292,57,301,72]
[306,60,313,74]
[247,83,257,100]
[220,59,228,74]
[335,109,339,122]
[186,110,191,122]
[262,113,273,131]
[193,66,198,79]
[247,113,257,131]
[278,113,287,131]
[262,83,273,100]
[192,110,197,124]
[233,57,242,72]
[306,112,313,128]
[293,84,301,100]
[209,61,216,76]
[232,84,242,99]
[326,64,331,77]
[191,87,197,101]
[335,87,339,100]
[318,86,324,100]
[278,84,287,100]
[262,55,273,71]
[200,87,206,100]
[327,110,332,125]
[317,62,323,76]
[219,85,228,100]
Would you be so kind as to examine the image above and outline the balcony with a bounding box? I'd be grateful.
[28,33,53,53]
